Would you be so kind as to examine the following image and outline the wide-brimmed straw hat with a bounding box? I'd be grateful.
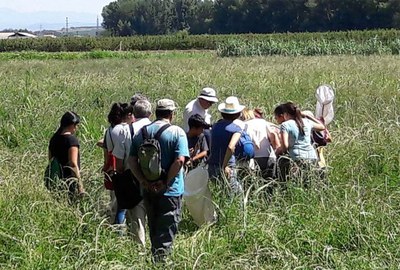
[218,96,245,114]
[198,87,218,103]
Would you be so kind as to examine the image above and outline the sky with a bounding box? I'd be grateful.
[0,0,112,14]
[0,0,113,30]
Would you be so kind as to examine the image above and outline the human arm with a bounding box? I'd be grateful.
[266,124,281,150]
[128,156,150,190]
[68,146,85,194]
[301,112,325,131]
[275,131,289,156]
[222,132,241,176]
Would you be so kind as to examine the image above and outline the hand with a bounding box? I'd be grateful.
[224,166,232,178]
[149,180,166,194]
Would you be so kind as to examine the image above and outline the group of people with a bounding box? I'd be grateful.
[46,87,330,262]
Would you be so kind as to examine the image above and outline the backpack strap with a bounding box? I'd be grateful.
[142,124,150,140]
[141,122,171,141]
[154,123,171,140]
[107,127,114,150]
[128,124,134,140]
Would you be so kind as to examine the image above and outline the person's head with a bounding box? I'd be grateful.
[107,102,124,127]
[155,99,176,121]
[253,108,264,119]
[198,87,218,110]
[188,114,209,136]
[57,111,80,135]
[241,108,255,121]
[273,104,286,124]
[121,103,134,124]
[274,102,304,135]
[218,96,245,121]
[130,93,148,107]
[133,99,152,119]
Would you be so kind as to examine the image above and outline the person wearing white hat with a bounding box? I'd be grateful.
[208,96,245,194]
[182,87,218,132]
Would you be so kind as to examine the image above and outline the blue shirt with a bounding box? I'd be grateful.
[130,120,189,196]
[281,119,317,160]
[208,120,242,167]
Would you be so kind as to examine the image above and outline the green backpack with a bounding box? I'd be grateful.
[44,157,63,190]
[138,123,171,182]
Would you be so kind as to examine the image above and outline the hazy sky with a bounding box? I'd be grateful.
[0,0,112,14]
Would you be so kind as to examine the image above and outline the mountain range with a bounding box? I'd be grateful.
[0,8,101,31]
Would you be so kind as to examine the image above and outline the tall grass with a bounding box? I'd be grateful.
[0,55,399,268]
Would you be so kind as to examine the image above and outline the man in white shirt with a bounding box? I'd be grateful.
[182,87,218,132]
[125,99,152,246]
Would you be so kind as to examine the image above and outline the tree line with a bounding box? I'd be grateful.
[101,0,400,36]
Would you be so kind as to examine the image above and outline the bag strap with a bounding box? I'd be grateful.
[128,124,134,140]
[107,127,114,150]
[154,123,171,140]
[141,122,171,141]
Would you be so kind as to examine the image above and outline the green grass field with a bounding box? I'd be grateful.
[0,52,399,269]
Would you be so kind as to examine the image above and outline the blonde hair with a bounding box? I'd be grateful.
[241,108,255,121]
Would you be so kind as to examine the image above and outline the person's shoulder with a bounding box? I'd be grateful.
[168,125,186,136]
[65,134,79,145]
[184,99,197,111]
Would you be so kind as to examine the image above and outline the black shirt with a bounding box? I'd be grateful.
[49,133,80,178]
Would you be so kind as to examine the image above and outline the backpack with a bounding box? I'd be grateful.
[44,157,63,190]
[138,123,171,182]
[311,118,332,147]
[235,131,255,160]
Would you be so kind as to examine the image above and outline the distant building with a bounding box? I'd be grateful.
[0,32,37,39]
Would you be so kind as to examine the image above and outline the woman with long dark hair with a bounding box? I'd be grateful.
[48,111,85,199]
[274,102,325,182]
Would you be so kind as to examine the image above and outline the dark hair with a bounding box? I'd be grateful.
[155,109,173,119]
[188,114,208,129]
[52,111,80,138]
[107,103,124,126]
[221,112,241,121]
[273,104,286,116]
[275,102,305,135]
[60,111,80,128]
[121,103,133,118]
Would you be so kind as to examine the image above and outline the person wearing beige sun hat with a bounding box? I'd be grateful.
[208,96,246,195]
[182,87,218,132]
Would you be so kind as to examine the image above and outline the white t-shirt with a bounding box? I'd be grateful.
[106,123,132,170]
[183,99,211,132]
[245,118,276,159]
[131,117,151,135]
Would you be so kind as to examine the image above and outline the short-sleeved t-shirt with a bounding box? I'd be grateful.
[130,120,189,197]
[106,123,132,170]
[245,118,276,159]
[183,99,211,132]
[49,133,80,178]
[187,133,209,163]
[280,118,317,160]
[208,120,242,167]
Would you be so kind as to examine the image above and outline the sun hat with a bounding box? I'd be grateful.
[218,96,245,114]
[156,99,176,111]
[198,87,218,103]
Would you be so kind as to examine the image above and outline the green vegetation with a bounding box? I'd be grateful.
[0,54,399,268]
[101,0,400,35]
[1,29,400,56]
